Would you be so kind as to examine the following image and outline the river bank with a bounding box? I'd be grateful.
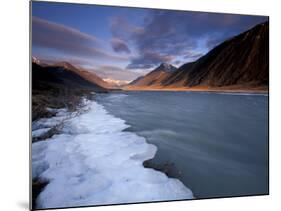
[31,97,193,209]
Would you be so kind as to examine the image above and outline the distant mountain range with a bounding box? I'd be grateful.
[126,21,269,91]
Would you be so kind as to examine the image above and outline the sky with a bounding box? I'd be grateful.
[32,1,268,83]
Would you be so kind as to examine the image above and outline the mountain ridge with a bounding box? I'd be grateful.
[126,21,269,91]
[51,61,111,89]
[128,63,177,87]
[32,61,109,120]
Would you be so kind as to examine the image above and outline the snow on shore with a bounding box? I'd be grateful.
[32,100,193,209]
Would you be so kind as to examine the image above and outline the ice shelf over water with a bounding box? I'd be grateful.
[32,100,193,209]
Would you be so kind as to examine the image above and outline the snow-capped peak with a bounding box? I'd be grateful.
[32,56,40,64]
[158,63,177,72]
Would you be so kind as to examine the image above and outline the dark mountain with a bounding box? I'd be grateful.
[32,62,106,91]
[32,62,107,120]
[128,63,177,87]
[163,22,269,88]
[52,62,110,89]
[32,56,48,67]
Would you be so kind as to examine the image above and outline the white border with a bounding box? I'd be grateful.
[1,0,280,210]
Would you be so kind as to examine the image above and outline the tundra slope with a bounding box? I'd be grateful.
[127,22,269,91]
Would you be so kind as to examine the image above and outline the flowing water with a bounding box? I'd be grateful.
[96,91,269,199]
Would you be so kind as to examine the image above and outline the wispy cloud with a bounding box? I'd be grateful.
[127,51,173,69]
[183,50,204,60]
[32,17,129,62]
[110,38,131,54]
[110,16,144,40]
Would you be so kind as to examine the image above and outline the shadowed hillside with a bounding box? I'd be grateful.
[126,22,269,91]
[52,62,111,89]
[32,62,108,120]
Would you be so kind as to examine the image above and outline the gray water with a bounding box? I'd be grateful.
[96,91,268,199]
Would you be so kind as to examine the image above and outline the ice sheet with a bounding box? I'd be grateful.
[32,100,193,209]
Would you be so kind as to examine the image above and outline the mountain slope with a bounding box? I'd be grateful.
[127,21,268,91]
[163,22,269,88]
[32,62,107,91]
[129,63,177,87]
[52,62,110,89]
[32,62,107,120]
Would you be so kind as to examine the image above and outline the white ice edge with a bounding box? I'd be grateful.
[32,99,193,209]
[32,128,51,138]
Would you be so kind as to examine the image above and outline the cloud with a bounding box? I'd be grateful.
[183,50,204,60]
[114,10,268,69]
[173,60,182,65]
[205,35,228,49]
[32,17,128,62]
[110,16,144,40]
[127,51,173,69]
[110,38,131,54]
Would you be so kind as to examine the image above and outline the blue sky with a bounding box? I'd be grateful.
[32,1,268,82]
